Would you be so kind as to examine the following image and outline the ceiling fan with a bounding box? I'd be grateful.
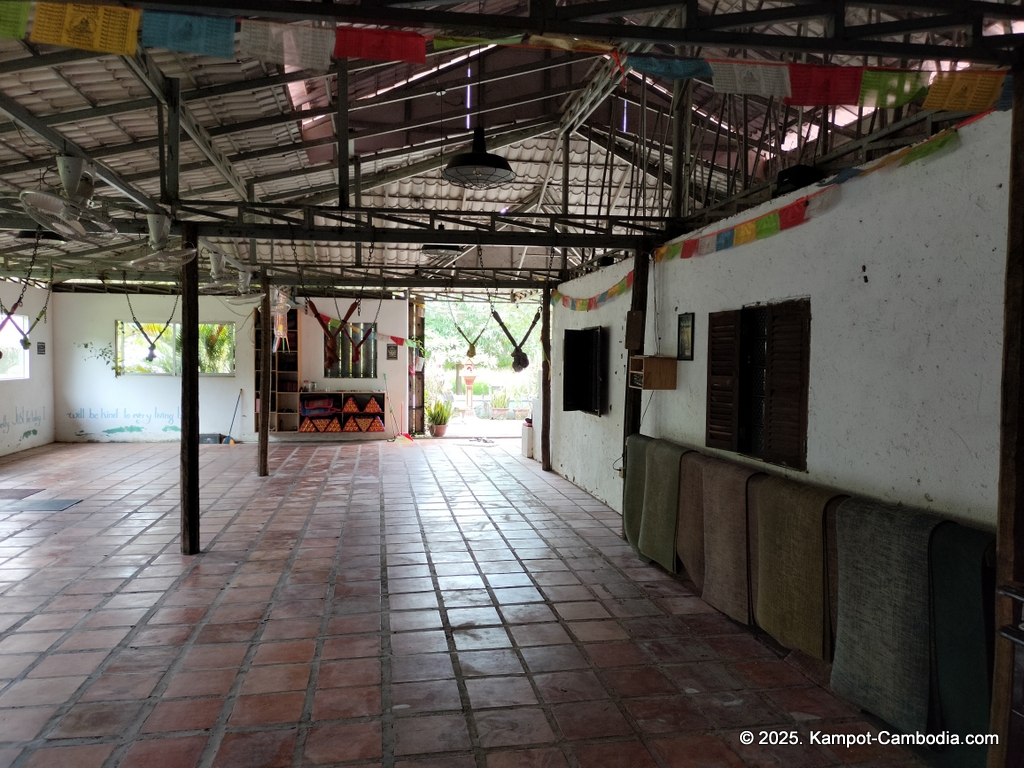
[19,156,117,241]
[127,214,197,270]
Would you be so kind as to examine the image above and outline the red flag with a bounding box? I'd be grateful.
[681,239,698,259]
[785,63,863,106]
[778,199,808,230]
[625,270,635,287]
[335,27,426,64]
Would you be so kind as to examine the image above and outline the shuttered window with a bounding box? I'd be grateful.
[706,299,810,470]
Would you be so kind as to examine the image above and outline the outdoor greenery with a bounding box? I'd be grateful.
[426,399,453,427]
[115,322,235,375]
[491,390,510,409]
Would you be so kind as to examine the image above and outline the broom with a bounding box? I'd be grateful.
[221,388,243,444]
[382,374,414,442]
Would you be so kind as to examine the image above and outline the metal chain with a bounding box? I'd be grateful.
[122,272,180,362]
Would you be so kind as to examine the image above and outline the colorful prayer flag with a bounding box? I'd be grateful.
[240,20,334,72]
[922,71,1004,112]
[858,70,930,108]
[526,35,615,53]
[899,129,960,166]
[626,55,714,81]
[755,212,780,239]
[335,26,426,64]
[786,63,863,106]
[716,229,735,251]
[734,220,757,246]
[681,239,698,259]
[31,3,140,55]
[0,2,29,41]
[142,11,235,60]
[698,234,717,256]
[996,75,1013,111]
[778,200,807,230]
[709,60,791,98]
[805,185,841,217]
[433,35,522,51]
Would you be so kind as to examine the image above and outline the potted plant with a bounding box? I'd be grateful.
[491,390,511,420]
[426,400,453,437]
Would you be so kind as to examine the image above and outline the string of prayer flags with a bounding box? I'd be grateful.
[922,70,1005,112]
[857,69,930,108]
[996,76,1014,111]
[307,303,421,349]
[31,3,140,56]
[432,35,523,51]
[142,11,235,60]
[626,55,713,81]
[0,2,29,41]
[709,60,791,98]
[786,63,863,107]
[335,26,426,64]
[551,271,635,312]
[240,20,334,72]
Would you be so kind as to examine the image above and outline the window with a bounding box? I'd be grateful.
[326,322,377,379]
[563,326,604,415]
[116,322,235,376]
[0,314,29,381]
[706,298,810,470]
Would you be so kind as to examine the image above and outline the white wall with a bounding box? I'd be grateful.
[0,282,54,457]
[53,294,257,442]
[550,258,636,510]
[300,297,409,439]
[553,110,1010,527]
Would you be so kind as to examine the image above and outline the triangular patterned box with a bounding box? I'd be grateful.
[342,417,361,432]
[366,416,385,432]
[299,418,318,433]
[313,418,331,432]
[363,398,383,414]
[342,397,360,413]
[355,417,373,432]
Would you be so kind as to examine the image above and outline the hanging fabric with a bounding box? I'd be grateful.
[491,308,540,372]
[0,236,41,359]
[308,299,355,371]
[122,273,178,362]
[451,302,489,358]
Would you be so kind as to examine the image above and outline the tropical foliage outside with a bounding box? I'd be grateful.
[116,322,235,375]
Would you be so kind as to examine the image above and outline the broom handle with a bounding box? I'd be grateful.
[227,388,242,436]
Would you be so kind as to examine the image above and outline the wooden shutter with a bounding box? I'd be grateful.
[706,310,741,451]
[764,299,810,470]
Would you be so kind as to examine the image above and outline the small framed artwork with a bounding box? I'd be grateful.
[677,313,694,361]
[386,344,399,360]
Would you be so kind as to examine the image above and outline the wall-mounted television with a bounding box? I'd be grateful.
[563,326,605,415]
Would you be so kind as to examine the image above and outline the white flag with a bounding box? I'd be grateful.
[240,20,334,72]
[710,60,791,98]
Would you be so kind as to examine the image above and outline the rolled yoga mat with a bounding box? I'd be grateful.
[623,434,654,553]
[754,476,843,661]
[830,497,944,735]
[676,452,709,590]
[930,521,995,768]
[638,440,688,573]
[746,474,769,623]
[700,457,765,624]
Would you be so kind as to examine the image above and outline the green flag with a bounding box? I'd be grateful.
[0,2,29,40]
[900,130,961,167]
[859,70,929,108]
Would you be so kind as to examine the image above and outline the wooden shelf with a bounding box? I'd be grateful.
[254,307,302,433]
[298,391,388,437]
[628,355,677,391]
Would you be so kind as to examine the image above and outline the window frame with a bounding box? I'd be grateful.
[0,313,30,381]
[705,298,810,471]
[326,321,378,379]
[115,320,237,377]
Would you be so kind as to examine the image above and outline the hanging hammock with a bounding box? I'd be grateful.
[492,308,541,372]
[450,301,489,358]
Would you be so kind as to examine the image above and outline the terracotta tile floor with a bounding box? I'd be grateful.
[0,440,923,768]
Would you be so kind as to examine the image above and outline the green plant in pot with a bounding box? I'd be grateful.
[426,400,453,437]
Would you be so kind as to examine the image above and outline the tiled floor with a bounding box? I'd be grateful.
[0,439,921,768]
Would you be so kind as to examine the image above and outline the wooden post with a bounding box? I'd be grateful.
[258,272,271,477]
[621,249,651,449]
[180,222,200,555]
[990,67,1024,768]
[541,286,552,472]
[337,66,349,211]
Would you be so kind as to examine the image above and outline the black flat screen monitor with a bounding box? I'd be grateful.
[563,326,604,415]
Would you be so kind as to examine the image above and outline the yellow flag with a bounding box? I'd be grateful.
[922,71,1005,112]
[31,3,140,56]
[733,220,757,246]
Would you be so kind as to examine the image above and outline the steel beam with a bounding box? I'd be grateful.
[0,90,163,212]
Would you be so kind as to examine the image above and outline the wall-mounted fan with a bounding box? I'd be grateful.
[19,156,117,241]
[128,214,196,269]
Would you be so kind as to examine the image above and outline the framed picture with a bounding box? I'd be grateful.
[386,344,399,360]
[677,313,694,361]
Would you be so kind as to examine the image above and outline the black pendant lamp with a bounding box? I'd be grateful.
[441,125,515,189]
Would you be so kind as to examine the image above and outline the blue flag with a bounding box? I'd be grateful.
[142,11,235,60]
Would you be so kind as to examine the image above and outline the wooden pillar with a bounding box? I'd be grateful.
[258,272,271,477]
[541,286,552,472]
[621,249,651,449]
[990,67,1024,768]
[180,222,200,555]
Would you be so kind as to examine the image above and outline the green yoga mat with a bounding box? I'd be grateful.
[676,452,708,590]
[638,440,688,572]
[830,498,944,735]
[930,521,994,768]
[622,434,653,553]
[754,476,841,661]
